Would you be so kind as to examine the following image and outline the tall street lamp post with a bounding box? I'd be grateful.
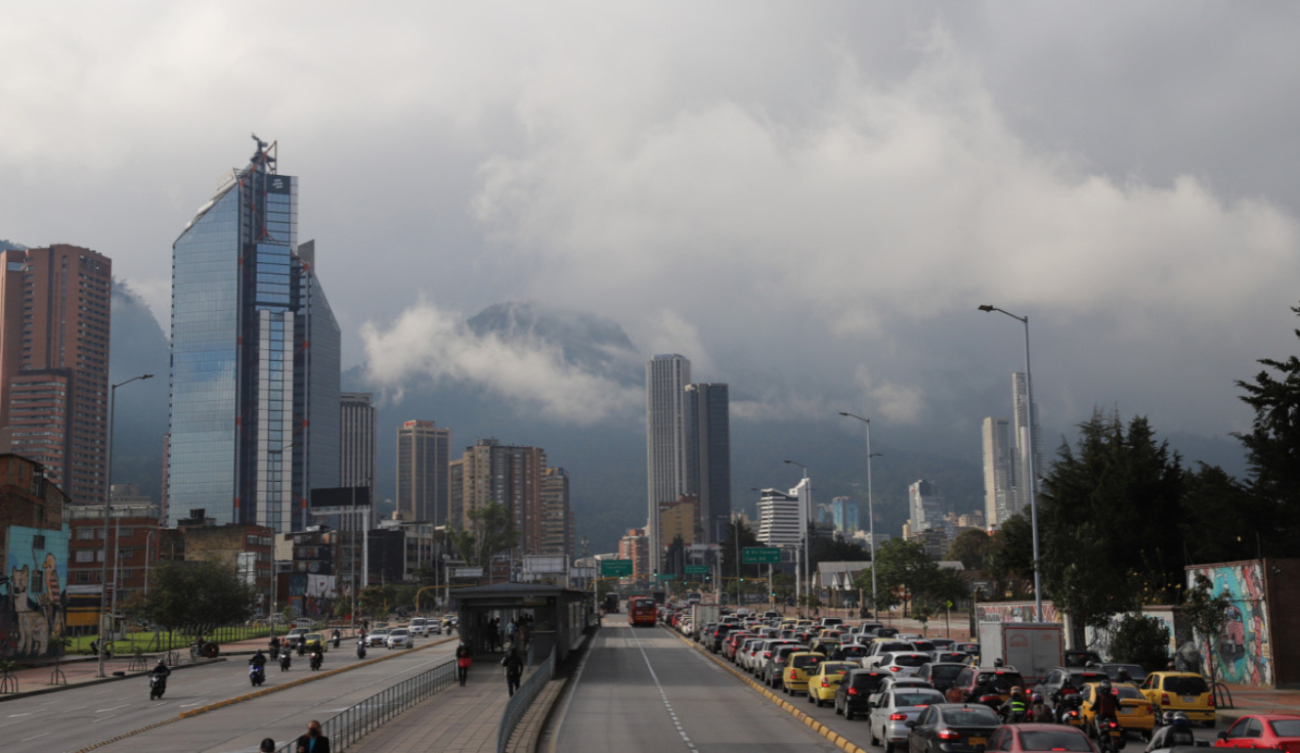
[783,460,811,613]
[978,304,1043,618]
[97,373,153,679]
[838,412,883,619]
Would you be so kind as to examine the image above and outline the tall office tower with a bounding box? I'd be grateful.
[1012,373,1041,514]
[340,393,376,492]
[831,496,859,535]
[981,417,1016,529]
[168,139,341,531]
[539,467,571,557]
[907,480,943,532]
[645,354,690,573]
[396,420,450,524]
[0,245,112,504]
[452,438,547,554]
[756,487,800,547]
[159,432,170,524]
[683,382,731,544]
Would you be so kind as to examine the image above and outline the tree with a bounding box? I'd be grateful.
[143,560,255,632]
[1181,464,1270,564]
[1108,613,1171,672]
[947,529,991,571]
[718,519,763,582]
[984,513,1035,598]
[872,539,940,617]
[1182,574,1232,684]
[449,501,518,568]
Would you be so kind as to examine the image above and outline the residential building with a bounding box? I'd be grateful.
[832,496,859,535]
[645,354,690,572]
[1012,373,1041,515]
[167,140,340,532]
[451,438,546,556]
[684,382,731,544]
[618,527,650,584]
[396,420,450,525]
[539,467,571,557]
[340,392,376,495]
[66,502,161,616]
[907,480,943,532]
[0,244,112,504]
[903,523,952,560]
[755,487,800,547]
[659,495,699,548]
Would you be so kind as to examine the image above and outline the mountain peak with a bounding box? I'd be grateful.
[467,301,640,385]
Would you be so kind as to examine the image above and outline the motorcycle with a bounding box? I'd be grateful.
[310,651,323,671]
[279,650,292,671]
[1095,718,1127,753]
[149,674,167,700]
[332,631,341,649]
[250,663,266,687]
[297,640,306,657]
[357,641,367,660]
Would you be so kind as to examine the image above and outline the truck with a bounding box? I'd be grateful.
[603,593,620,614]
[977,621,1065,685]
[692,603,721,637]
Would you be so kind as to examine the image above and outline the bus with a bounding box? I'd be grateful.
[628,595,657,627]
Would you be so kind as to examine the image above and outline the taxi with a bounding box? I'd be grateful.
[1080,682,1157,734]
[783,651,825,695]
[302,632,327,652]
[1140,672,1215,726]
[810,637,843,656]
[806,661,857,707]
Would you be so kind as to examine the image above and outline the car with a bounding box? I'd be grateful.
[784,651,825,695]
[285,627,311,646]
[930,651,971,666]
[836,669,891,721]
[985,722,1097,753]
[1035,667,1111,708]
[751,639,798,675]
[1215,713,1300,749]
[386,628,412,649]
[821,617,844,628]
[810,638,843,656]
[408,618,429,637]
[875,652,934,677]
[1065,650,1104,668]
[929,638,957,651]
[807,661,857,707]
[367,628,391,647]
[865,640,923,665]
[912,640,937,653]
[762,644,810,688]
[955,643,981,661]
[1139,672,1216,727]
[870,687,948,752]
[906,702,1002,753]
[838,644,872,662]
[917,662,969,694]
[945,666,1026,704]
[1079,682,1157,736]
[1099,663,1147,685]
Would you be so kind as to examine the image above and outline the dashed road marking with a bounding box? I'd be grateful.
[633,631,697,751]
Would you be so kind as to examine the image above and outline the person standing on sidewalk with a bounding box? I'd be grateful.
[502,646,524,696]
[295,720,330,753]
[456,641,473,686]
[506,617,517,648]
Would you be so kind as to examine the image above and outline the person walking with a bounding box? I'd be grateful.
[502,646,524,697]
[294,720,330,753]
[455,641,473,686]
[506,617,518,648]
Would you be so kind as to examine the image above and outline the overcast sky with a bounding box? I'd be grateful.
[4,1,1299,442]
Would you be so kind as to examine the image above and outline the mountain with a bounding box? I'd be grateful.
[108,280,171,500]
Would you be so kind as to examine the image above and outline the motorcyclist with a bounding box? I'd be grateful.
[249,649,268,670]
[309,646,323,670]
[1145,712,1195,752]
[279,646,292,670]
[1092,680,1121,739]
[269,635,281,655]
[332,628,341,648]
[967,674,995,704]
[297,637,306,657]
[150,658,171,681]
[1116,667,1133,685]
[999,686,1028,723]
[1030,692,1053,723]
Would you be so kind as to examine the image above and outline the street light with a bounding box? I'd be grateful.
[838,412,883,619]
[783,459,811,614]
[977,304,1043,618]
[98,373,153,679]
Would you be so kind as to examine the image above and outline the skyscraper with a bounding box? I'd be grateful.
[684,382,731,544]
[0,244,112,504]
[539,466,571,557]
[450,438,547,555]
[340,392,376,493]
[981,417,1015,529]
[645,354,689,572]
[396,420,450,524]
[168,139,341,531]
[907,480,943,532]
[756,487,800,547]
[1012,372,1041,514]
[831,496,859,535]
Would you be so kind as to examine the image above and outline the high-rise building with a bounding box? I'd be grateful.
[618,527,650,584]
[684,382,731,544]
[396,420,450,524]
[0,245,112,504]
[645,354,690,571]
[538,466,571,557]
[1012,372,1041,514]
[756,487,800,547]
[831,496,859,535]
[451,438,546,555]
[907,480,943,532]
[981,417,1015,529]
[340,393,376,493]
[167,139,341,531]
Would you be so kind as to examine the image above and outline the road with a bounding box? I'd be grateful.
[554,622,837,753]
[0,635,457,753]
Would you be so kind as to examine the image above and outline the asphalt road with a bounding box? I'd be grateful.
[0,635,458,753]
[554,622,836,753]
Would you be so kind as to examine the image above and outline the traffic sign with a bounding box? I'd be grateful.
[685,565,708,575]
[600,559,633,577]
[742,547,781,564]
[658,573,678,581]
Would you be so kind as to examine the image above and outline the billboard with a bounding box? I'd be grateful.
[310,486,371,514]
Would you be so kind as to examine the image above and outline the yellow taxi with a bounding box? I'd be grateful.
[809,637,842,656]
[806,661,857,707]
[1139,672,1215,726]
[1080,682,1157,734]
[302,632,328,652]
[783,651,825,696]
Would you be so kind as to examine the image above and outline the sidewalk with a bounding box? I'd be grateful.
[1218,685,1300,724]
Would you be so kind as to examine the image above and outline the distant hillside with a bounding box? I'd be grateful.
[108,279,171,500]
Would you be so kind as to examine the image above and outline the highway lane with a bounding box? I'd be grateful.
[0,636,457,753]
[554,622,836,753]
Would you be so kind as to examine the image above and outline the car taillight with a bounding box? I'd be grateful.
[764,652,771,658]
[1068,710,1079,718]
[822,679,830,687]
[890,666,901,672]
[790,669,797,680]
[890,713,907,721]
[848,687,859,695]
[1062,687,1077,695]
[937,730,960,741]
[1161,693,1170,706]
[1208,694,1215,707]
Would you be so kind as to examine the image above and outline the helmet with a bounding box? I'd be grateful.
[1099,679,1112,693]
[1010,686,1023,694]
[157,658,166,665]
[1032,693,1044,703]
[1172,712,1190,727]
[1162,711,1178,726]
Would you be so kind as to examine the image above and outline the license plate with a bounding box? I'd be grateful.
[1183,696,1195,703]
[1120,708,1132,714]
[969,738,986,746]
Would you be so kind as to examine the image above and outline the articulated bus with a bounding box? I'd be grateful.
[628,595,657,627]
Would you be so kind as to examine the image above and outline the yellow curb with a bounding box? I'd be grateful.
[665,627,870,753]
[72,636,458,753]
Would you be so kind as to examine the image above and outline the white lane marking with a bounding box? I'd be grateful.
[179,700,209,708]
[21,732,50,742]
[8,713,31,717]
[93,714,118,722]
[633,631,697,750]
[96,703,130,713]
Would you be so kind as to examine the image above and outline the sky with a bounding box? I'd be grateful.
[3,1,1299,446]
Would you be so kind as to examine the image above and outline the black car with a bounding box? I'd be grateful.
[906,703,1001,753]
[917,662,968,694]
[709,624,736,653]
[835,669,890,720]
[1064,649,1103,668]
[1034,667,1109,707]
[836,644,872,662]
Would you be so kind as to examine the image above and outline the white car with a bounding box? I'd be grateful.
[869,687,946,753]
[386,628,412,649]
[408,618,429,637]
[872,652,932,677]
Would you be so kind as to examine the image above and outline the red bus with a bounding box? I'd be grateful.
[628,595,657,627]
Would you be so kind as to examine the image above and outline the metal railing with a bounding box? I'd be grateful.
[275,656,458,752]
[1212,681,1235,709]
[497,649,556,753]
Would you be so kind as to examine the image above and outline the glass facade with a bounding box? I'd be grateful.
[684,382,731,543]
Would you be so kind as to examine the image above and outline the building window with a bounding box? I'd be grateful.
[75,550,94,563]
[75,528,96,541]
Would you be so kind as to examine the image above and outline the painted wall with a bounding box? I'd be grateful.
[976,600,1060,623]
[1,525,70,658]
[1187,563,1272,687]
[1083,607,1184,661]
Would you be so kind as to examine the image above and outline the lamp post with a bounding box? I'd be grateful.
[97,373,153,679]
[838,412,883,619]
[977,304,1043,618]
[783,460,811,614]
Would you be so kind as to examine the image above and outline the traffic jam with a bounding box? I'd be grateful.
[653,602,1290,753]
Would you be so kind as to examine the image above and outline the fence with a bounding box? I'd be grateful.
[497,649,556,753]
[274,656,458,753]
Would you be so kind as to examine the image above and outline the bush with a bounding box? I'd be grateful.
[1108,613,1171,671]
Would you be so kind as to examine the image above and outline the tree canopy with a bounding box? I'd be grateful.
[143,559,255,630]
[450,501,518,568]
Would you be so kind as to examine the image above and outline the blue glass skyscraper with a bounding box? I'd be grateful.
[168,139,339,531]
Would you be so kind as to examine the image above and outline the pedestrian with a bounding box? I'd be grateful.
[260,739,276,752]
[506,617,517,647]
[456,640,473,686]
[294,720,330,753]
[502,646,524,697]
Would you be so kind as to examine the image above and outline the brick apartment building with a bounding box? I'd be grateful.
[159,509,274,603]
[65,500,162,625]
[0,453,72,656]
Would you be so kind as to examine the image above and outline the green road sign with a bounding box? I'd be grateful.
[658,573,677,581]
[600,559,633,577]
[742,547,781,565]
[684,565,708,575]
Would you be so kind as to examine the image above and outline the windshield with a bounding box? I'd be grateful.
[792,655,822,669]
[852,673,886,690]
[1019,731,1093,751]
[943,707,1000,726]
[930,665,964,679]
[1115,686,1143,700]
[1103,664,1146,681]
[1163,676,1209,695]
[822,663,855,675]
[981,672,1025,692]
[913,641,936,652]
[896,691,943,707]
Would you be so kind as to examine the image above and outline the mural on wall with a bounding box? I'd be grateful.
[1187,563,1272,687]
[976,601,1060,624]
[1,525,70,658]
[287,573,335,619]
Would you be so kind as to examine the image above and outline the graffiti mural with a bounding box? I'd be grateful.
[976,600,1060,624]
[1,525,69,658]
[1186,563,1272,687]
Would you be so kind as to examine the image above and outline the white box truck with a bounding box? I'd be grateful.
[977,622,1065,685]
[692,604,721,639]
